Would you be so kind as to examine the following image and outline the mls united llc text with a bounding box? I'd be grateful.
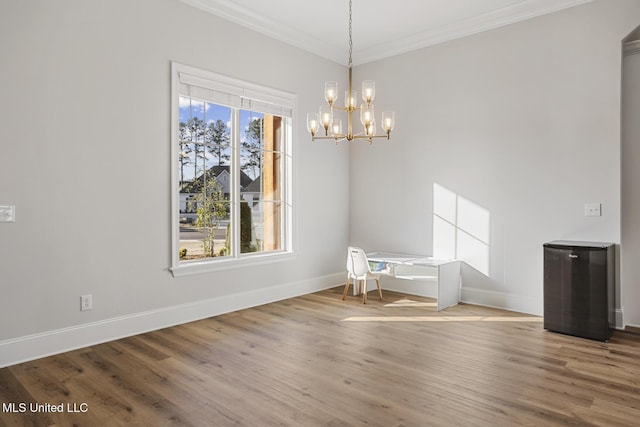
[2,402,89,413]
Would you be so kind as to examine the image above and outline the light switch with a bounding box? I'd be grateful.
[585,203,601,217]
[0,205,15,222]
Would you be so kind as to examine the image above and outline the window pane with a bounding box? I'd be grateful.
[239,200,283,253]
[179,200,231,260]
[240,111,284,255]
[240,111,264,180]
[178,97,232,262]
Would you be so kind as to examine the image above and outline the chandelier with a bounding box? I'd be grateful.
[306,0,395,143]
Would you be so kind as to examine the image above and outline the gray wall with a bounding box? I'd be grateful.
[350,0,640,318]
[0,0,350,366]
[3,0,640,367]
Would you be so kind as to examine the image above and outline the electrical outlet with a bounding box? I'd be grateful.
[584,203,601,217]
[80,294,93,311]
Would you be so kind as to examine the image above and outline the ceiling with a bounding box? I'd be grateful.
[180,0,593,65]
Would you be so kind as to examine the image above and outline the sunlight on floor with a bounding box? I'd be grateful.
[384,298,437,308]
[349,298,543,322]
[342,316,543,322]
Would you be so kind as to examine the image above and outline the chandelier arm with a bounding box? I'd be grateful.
[312,133,390,143]
[352,134,389,140]
[349,133,391,142]
[313,135,345,139]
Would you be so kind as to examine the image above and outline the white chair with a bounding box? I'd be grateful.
[342,246,383,304]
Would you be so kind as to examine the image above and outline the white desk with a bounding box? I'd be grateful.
[366,252,461,311]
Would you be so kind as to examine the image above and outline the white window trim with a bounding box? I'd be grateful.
[170,62,296,277]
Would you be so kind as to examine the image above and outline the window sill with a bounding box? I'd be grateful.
[170,251,296,278]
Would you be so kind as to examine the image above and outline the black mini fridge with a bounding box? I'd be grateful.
[543,241,614,341]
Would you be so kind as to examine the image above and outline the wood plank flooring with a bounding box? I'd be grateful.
[1,287,640,426]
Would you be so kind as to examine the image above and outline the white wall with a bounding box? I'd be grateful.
[621,38,640,328]
[0,0,350,366]
[350,0,640,316]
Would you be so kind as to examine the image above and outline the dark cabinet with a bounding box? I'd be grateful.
[543,241,614,341]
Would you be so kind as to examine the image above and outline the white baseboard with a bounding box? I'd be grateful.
[460,287,543,316]
[461,288,627,330]
[616,309,625,330]
[0,273,344,368]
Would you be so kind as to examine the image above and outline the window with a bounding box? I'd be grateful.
[171,63,294,276]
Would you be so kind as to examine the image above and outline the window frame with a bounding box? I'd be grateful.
[170,62,296,277]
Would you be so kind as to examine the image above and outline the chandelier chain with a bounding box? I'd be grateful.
[348,0,353,68]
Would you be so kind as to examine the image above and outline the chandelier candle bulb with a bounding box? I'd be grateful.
[346,90,357,110]
[362,80,375,104]
[382,111,395,134]
[307,113,320,136]
[361,105,374,126]
[319,105,333,134]
[332,119,343,136]
[325,81,338,105]
[366,121,376,138]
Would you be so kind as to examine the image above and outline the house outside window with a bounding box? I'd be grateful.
[171,62,294,276]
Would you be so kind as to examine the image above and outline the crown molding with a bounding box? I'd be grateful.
[179,0,346,64]
[180,0,594,66]
[355,0,594,64]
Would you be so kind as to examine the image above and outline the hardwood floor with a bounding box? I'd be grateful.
[1,287,640,426]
